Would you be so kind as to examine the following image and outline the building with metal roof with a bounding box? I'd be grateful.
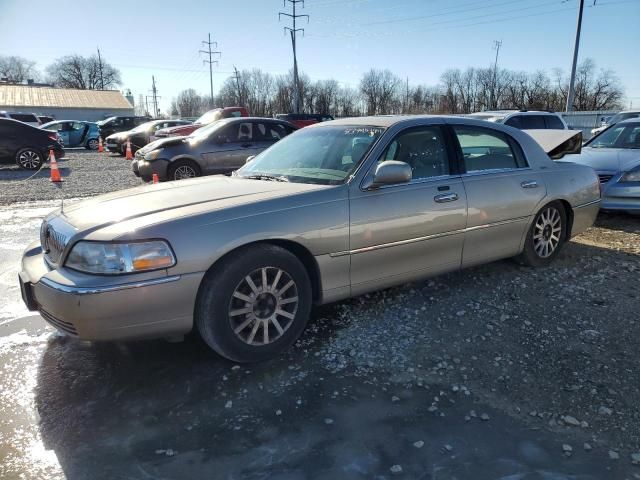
[0,84,134,121]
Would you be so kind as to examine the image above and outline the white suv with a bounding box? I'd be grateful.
[0,111,41,127]
[467,110,568,130]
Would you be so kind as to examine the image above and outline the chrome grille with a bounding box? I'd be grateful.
[40,220,70,265]
[598,174,613,184]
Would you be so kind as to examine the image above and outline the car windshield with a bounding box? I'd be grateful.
[607,112,640,124]
[236,125,385,185]
[586,123,640,149]
[96,117,115,126]
[194,109,222,125]
[187,119,229,140]
[130,121,156,133]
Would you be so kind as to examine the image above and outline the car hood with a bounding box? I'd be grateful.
[106,131,129,142]
[138,136,188,154]
[158,124,200,136]
[54,176,331,233]
[562,147,640,173]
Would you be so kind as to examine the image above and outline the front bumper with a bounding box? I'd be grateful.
[105,142,121,153]
[19,244,204,341]
[601,177,640,213]
[137,158,169,182]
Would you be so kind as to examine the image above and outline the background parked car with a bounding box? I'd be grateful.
[105,119,192,155]
[274,113,334,128]
[41,121,101,150]
[153,107,249,139]
[467,110,568,130]
[591,110,640,136]
[563,118,640,214]
[96,115,151,139]
[0,111,41,127]
[37,115,55,124]
[0,118,64,169]
[133,117,296,181]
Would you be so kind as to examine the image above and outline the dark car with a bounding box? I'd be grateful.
[275,113,334,129]
[0,118,64,169]
[104,119,192,155]
[153,107,249,139]
[133,117,296,181]
[96,115,151,139]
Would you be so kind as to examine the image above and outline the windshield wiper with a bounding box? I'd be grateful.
[242,174,289,182]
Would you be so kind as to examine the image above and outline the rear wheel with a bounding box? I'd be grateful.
[86,138,99,150]
[517,201,567,267]
[196,244,312,362]
[168,159,201,181]
[15,148,43,170]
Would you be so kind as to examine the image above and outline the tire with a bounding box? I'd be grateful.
[196,244,312,363]
[168,159,201,181]
[15,148,43,170]
[516,201,567,267]
[86,138,99,150]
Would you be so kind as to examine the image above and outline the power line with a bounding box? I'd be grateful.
[279,0,309,114]
[200,33,221,107]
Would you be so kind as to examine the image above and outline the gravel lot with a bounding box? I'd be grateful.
[0,150,143,205]
[1,151,639,476]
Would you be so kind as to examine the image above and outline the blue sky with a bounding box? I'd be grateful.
[1,0,638,113]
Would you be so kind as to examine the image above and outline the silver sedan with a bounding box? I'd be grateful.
[564,119,640,213]
[20,116,600,362]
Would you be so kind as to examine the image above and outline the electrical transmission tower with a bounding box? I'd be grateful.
[200,33,221,108]
[279,0,309,114]
[490,40,502,109]
[97,47,105,90]
[149,76,161,118]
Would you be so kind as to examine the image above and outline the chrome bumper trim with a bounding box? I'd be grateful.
[574,199,601,209]
[39,275,181,295]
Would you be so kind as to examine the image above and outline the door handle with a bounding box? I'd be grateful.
[434,192,459,203]
[521,180,538,189]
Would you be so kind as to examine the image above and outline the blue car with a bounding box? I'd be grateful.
[40,120,101,150]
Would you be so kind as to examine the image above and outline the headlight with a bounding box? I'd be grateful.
[65,240,175,274]
[620,167,640,183]
[144,150,161,161]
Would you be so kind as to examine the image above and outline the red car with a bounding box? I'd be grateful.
[153,107,249,140]
[274,113,334,129]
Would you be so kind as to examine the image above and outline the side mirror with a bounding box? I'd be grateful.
[245,155,255,164]
[364,160,412,189]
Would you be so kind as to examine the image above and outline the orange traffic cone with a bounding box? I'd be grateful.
[49,149,63,183]
[98,136,104,153]
[152,173,159,184]
[125,139,133,160]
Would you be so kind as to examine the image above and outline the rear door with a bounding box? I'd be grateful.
[449,123,547,267]
[68,122,87,146]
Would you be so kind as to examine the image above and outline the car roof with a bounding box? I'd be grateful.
[310,114,510,128]
[616,118,640,125]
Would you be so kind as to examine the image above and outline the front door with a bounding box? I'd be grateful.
[201,121,261,173]
[68,122,87,146]
[449,124,547,267]
[349,124,468,295]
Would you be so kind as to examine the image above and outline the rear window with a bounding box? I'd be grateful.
[515,115,546,129]
[9,113,38,122]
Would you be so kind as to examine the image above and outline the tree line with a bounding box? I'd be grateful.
[0,54,121,90]
[171,58,624,118]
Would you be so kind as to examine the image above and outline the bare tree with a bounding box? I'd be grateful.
[360,69,401,115]
[174,89,204,117]
[46,55,121,89]
[0,55,39,82]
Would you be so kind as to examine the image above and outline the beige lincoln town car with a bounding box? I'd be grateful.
[20,116,600,362]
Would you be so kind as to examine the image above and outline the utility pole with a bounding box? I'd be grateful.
[566,0,585,112]
[279,0,309,114]
[200,33,221,108]
[405,77,409,114]
[151,76,158,118]
[232,65,242,107]
[490,40,502,110]
[97,47,104,90]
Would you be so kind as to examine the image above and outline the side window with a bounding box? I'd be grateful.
[545,115,565,129]
[252,122,268,141]
[504,116,522,129]
[236,122,253,142]
[46,123,62,131]
[379,127,449,179]
[72,122,84,130]
[453,126,526,172]
[268,124,288,140]
[519,115,546,129]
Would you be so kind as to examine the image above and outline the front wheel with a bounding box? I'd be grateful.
[517,201,567,267]
[168,159,201,181]
[196,244,312,362]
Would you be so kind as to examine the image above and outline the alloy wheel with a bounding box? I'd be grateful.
[88,139,99,150]
[18,150,41,169]
[533,206,562,258]
[228,267,299,346]
[174,165,197,180]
